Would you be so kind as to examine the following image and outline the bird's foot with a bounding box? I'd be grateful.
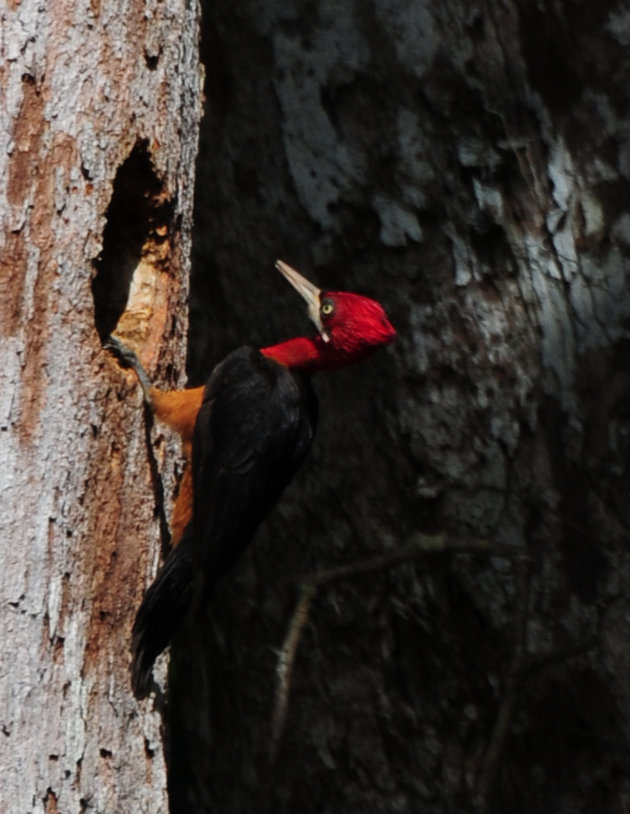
[104,334,141,369]
[104,335,154,405]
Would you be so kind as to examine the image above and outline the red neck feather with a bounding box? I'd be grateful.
[260,337,327,371]
[260,334,384,372]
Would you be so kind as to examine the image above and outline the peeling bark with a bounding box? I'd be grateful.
[0,1,201,812]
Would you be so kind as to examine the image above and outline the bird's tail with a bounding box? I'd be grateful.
[131,528,195,698]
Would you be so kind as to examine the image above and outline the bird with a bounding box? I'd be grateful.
[107,259,396,697]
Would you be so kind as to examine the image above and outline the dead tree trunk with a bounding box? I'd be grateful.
[0,2,201,811]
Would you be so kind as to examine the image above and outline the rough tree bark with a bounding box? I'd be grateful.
[0,2,200,812]
[169,1,630,813]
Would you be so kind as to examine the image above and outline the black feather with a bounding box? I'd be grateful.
[131,527,195,698]
[131,347,317,696]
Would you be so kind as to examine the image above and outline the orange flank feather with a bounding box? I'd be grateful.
[149,385,205,447]
[170,466,193,545]
[148,385,205,545]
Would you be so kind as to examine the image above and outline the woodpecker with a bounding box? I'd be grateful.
[108,260,396,697]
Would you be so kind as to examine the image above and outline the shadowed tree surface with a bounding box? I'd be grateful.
[168,1,630,813]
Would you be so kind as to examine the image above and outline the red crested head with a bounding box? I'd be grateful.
[261,260,396,371]
[314,290,396,368]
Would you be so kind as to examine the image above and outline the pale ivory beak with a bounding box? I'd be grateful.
[275,259,330,341]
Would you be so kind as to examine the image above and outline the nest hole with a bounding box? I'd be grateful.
[92,141,173,343]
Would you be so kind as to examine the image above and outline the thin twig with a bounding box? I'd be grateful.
[270,532,528,755]
[270,583,316,756]
[299,533,528,590]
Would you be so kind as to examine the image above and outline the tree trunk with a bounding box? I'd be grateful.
[0,2,200,812]
[173,1,630,812]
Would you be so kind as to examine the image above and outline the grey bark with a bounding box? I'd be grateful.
[0,2,201,812]
[172,1,630,813]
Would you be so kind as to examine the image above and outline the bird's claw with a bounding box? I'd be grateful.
[104,334,154,405]
[104,334,142,371]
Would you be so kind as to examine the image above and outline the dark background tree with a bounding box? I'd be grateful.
[169,1,630,813]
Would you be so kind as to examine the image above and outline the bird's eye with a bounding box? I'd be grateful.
[320,299,335,317]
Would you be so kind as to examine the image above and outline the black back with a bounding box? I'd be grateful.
[191,346,317,586]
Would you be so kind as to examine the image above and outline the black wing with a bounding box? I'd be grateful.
[191,346,317,585]
[131,347,317,695]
